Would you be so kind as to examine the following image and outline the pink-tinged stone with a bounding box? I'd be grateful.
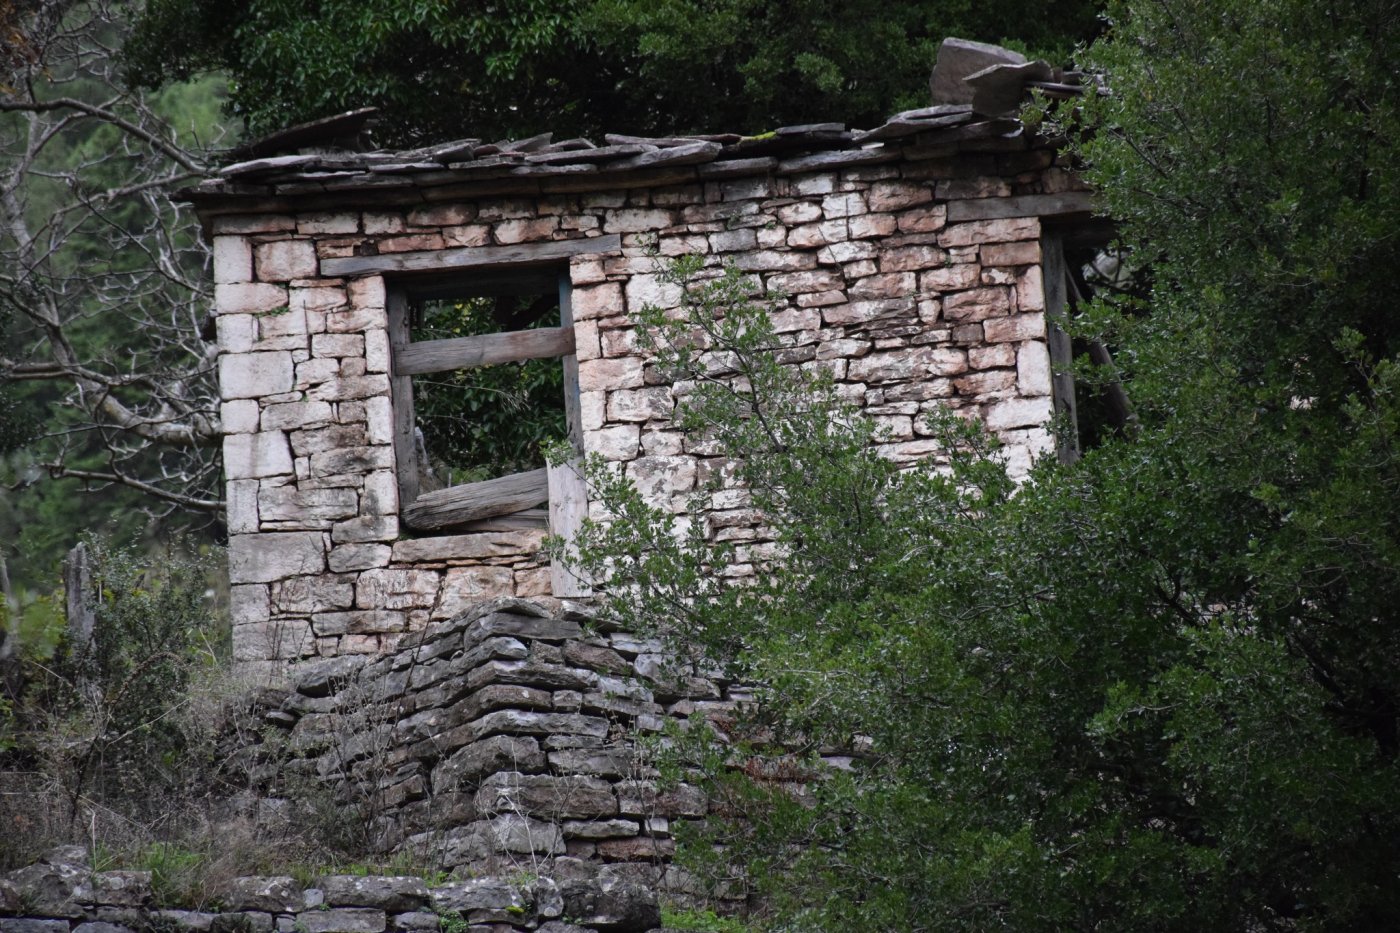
[868,181,935,212]
[920,264,982,291]
[939,216,1039,247]
[433,566,517,618]
[981,240,1041,266]
[983,312,1046,343]
[895,205,949,234]
[942,287,1012,323]
[954,369,1017,395]
[880,245,947,273]
[849,272,917,300]
[494,217,559,244]
[1015,265,1046,312]
[255,239,318,282]
[970,344,1017,369]
[578,357,644,391]
[216,282,288,315]
[363,212,405,234]
[572,282,623,321]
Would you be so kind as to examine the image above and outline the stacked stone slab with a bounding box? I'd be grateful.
[233,599,760,891]
[0,846,665,932]
[204,134,1087,672]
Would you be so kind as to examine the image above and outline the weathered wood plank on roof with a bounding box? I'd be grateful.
[946,192,1096,222]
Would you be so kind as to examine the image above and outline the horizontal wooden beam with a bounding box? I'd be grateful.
[458,508,549,531]
[946,191,1098,222]
[402,468,549,531]
[395,326,574,375]
[321,234,621,277]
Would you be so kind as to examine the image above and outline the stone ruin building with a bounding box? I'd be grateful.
[0,40,1110,933]
[186,39,1100,677]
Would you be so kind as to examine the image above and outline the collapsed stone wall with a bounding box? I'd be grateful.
[212,142,1083,671]
[0,845,666,932]
[235,599,777,893]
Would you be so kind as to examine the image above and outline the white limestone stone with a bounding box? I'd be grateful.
[588,424,640,461]
[223,430,293,479]
[1017,341,1053,396]
[220,350,294,399]
[226,479,260,533]
[213,236,253,284]
[984,396,1054,431]
[254,239,318,282]
[364,329,390,373]
[216,282,288,315]
[228,531,326,583]
[220,398,260,434]
[216,314,255,354]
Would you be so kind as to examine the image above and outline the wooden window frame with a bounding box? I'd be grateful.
[385,254,596,597]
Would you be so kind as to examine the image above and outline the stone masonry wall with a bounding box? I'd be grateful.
[238,598,749,894]
[214,147,1082,671]
[0,844,666,932]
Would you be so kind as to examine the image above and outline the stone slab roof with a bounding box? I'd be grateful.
[180,38,1096,215]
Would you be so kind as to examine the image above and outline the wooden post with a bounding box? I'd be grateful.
[1042,234,1080,463]
[551,271,593,598]
[64,543,99,699]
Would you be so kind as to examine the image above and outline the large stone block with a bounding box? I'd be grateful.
[254,239,318,282]
[220,351,293,399]
[223,431,293,479]
[228,532,326,583]
[215,282,287,315]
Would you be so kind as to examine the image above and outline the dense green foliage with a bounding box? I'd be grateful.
[0,540,225,868]
[569,0,1400,927]
[122,0,1101,143]
[411,296,566,483]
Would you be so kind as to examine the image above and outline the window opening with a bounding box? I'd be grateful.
[410,293,566,489]
[387,268,584,537]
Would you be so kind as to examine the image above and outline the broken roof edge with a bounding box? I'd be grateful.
[180,38,1097,220]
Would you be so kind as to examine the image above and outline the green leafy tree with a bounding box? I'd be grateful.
[122,0,1101,144]
[567,0,1400,925]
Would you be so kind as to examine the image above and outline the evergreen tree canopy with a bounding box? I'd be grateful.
[566,0,1400,927]
[121,0,1102,144]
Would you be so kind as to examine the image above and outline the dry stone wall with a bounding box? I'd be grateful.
[0,845,667,933]
[213,146,1083,671]
[236,599,757,893]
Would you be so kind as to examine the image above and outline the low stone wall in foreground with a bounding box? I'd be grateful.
[0,845,666,932]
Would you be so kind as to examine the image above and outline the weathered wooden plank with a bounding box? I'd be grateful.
[548,459,592,597]
[402,468,549,531]
[388,290,420,510]
[946,191,1097,222]
[396,326,575,376]
[459,508,549,531]
[321,234,622,277]
[558,275,584,456]
[1042,234,1078,465]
